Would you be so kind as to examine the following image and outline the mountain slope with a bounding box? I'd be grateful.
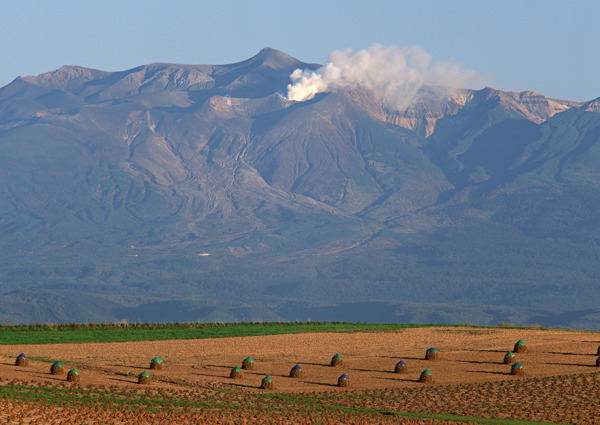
[0,48,599,327]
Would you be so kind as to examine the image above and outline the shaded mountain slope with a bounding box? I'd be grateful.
[0,48,599,327]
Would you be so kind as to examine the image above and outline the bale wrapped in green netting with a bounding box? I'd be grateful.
[242,356,255,370]
[330,353,343,367]
[261,375,274,389]
[67,368,80,382]
[503,351,516,364]
[150,357,163,370]
[394,360,408,373]
[230,366,244,379]
[511,362,524,376]
[596,345,600,356]
[337,373,350,387]
[289,364,304,378]
[419,369,433,383]
[138,370,151,385]
[596,356,600,367]
[15,353,28,367]
[425,347,439,360]
[50,361,64,375]
[514,340,527,353]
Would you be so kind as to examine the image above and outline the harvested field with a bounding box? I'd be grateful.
[1,326,599,424]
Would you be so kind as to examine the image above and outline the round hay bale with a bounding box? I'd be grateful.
[150,357,163,370]
[425,348,439,360]
[394,360,408,374]
[596,356,600,367]
[138,371,151,385]
[289,364,304,378]
[511,362,524,376]
[230,366,244,379]
[261,375,274,390]
[241,356,255,370]
[419,369,433,383]
[50,361,64,375]
[330,353,343,367]
[514,340,527,353]
[66,368,80,382]
[596,345,600,356]
[503,351,516,364]
[15,353,29,367]
[337,373,350,387]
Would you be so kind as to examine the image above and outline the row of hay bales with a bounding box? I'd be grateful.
[14,339,600,388]
[13,353,163,385]
[14,354,80,382]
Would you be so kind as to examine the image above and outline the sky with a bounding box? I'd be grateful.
[2,0,599,101]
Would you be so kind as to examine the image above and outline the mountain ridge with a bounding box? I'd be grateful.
[0,48,599,327]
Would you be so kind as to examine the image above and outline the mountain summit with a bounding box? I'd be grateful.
[0,49,599,327]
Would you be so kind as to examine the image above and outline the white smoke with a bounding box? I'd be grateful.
[287,44,485,108]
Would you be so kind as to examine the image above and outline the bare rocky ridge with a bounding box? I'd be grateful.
[0,48,599,325]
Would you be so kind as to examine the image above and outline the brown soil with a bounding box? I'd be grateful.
[1,327,598,393]
[1,327,600,423]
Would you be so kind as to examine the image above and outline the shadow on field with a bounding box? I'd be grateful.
[351,368,388,373]
[108,376,136,384]
[303,381,338,387]
[375,376,419,383]
[227,382,260,389]
[544,362,595,368]
[109,364,146,370]
[456,359,499,365]
[547,351,593,356]
[463,349,506,353]
[466,370,508,375]
[193,371,226,378]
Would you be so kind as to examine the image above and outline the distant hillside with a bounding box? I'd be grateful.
[0,48,599,328]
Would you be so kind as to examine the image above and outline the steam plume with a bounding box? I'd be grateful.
[287,44,485,108]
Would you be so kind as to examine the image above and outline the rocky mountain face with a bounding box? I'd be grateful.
[1,48,599,328]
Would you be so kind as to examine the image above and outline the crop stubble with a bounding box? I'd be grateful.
[0,327,599,424]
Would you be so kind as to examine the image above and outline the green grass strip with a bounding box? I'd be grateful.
[0,322,457,345]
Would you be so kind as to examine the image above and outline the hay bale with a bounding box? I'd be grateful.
[230,366,244,379]
[596,356,600,367]
[289,364,304,378]
[514,340,527,353]
[330,353,343,367]
[242,356,255,370]
[138,371,151,385]
[15,353,29,367]
[50,361,64,375]
[511,362,524,376]
[394,360,408,374]
[503,351,516,364]
[150,357,163,370]
[425,348,439,360]
[67,369,80,382]
[596,345,600,356]
[419,369,433,383]
[337,373,350,387]
[260,375,274,389]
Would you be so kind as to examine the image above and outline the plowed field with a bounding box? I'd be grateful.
[1,326,599,424]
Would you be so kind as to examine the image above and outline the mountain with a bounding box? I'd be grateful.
[0,48,599,328]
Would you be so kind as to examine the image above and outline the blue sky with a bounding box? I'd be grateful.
[3,0,598,101]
